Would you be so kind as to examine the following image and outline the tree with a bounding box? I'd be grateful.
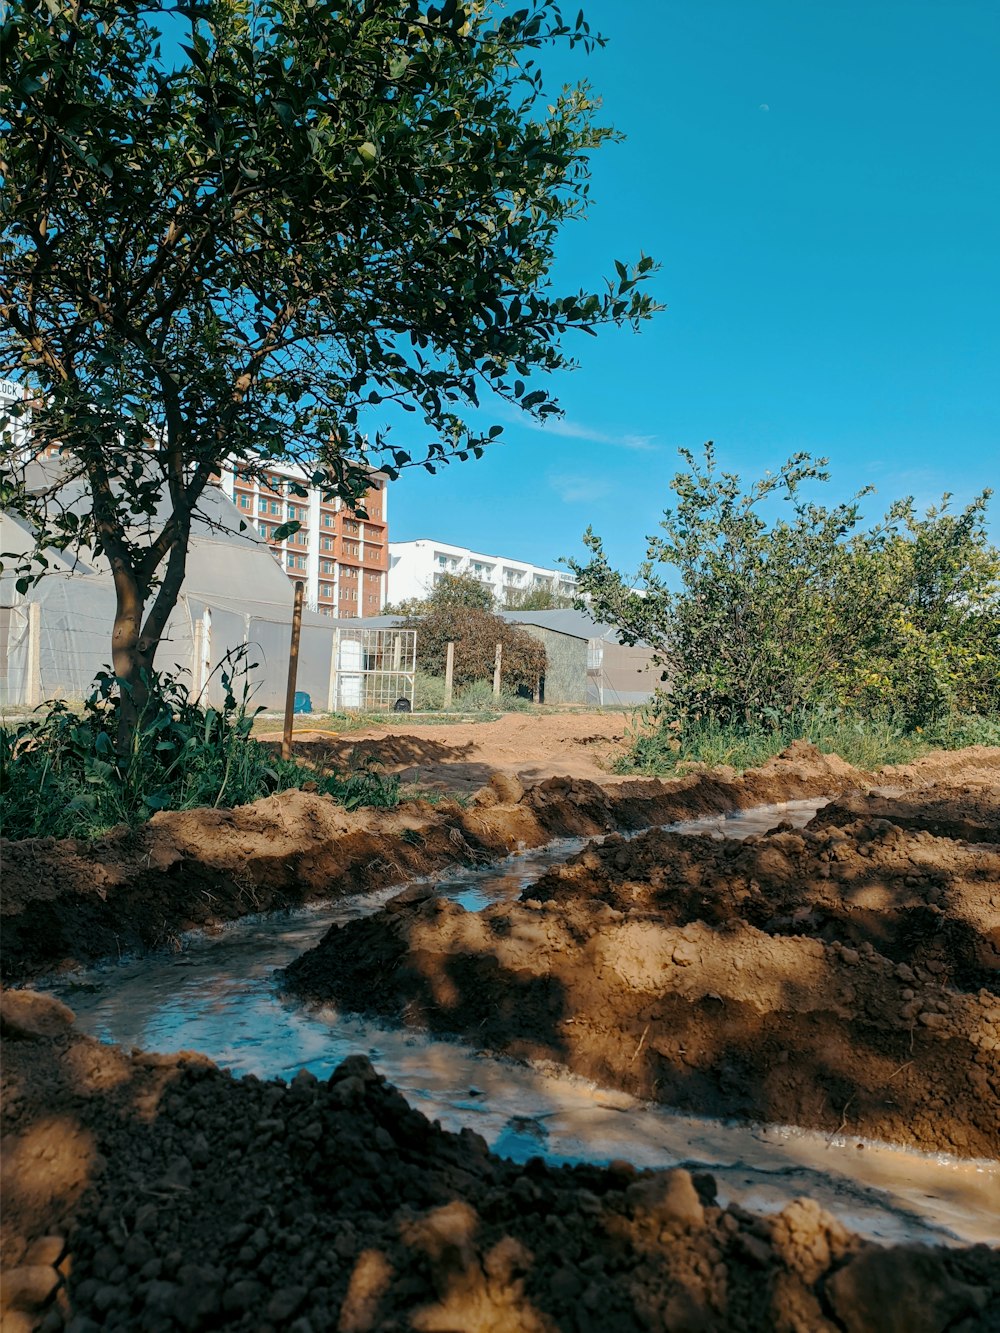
[384,571,494,615]
[571,443,999,727]
[0,0,658,739]
[503,584,575,610]
[402,603,546,691]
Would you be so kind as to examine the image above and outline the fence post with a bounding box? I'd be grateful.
[327,627,340,713]
[282,581,305,760]
[191,619,204,698]
[533,674,541,705]
[25,602,41,708]
[493,641,502,697]
[443,640,455,709]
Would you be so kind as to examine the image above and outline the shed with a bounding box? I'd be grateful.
[499,609,662,706]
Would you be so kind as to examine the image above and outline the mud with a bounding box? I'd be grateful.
[285,750,1000,1160]
[3,990,999,1333]
[1,743,870,983]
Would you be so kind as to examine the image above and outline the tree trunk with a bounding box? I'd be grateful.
[110,564,151,752]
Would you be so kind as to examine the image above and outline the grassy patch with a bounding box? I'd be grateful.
[618,708,1000,776]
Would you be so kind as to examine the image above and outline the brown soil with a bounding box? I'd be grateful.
[1,743,868,983]
[3,990,999,1333]
[270,711,636,793]
[284,749,1000,1160]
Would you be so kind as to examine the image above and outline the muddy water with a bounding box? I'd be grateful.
[49,800,999,1249]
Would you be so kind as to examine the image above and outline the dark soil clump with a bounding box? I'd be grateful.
[3,991,998,1332]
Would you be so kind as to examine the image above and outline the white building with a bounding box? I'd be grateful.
[388,538,578,607]
[0,378,33,458]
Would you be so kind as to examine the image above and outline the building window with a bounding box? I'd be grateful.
[321,536,333,551]
[320,583,333,598]
[238,494,251,509]
[269,500,281,515]
[320,560,334,574]
[323,513,335,527]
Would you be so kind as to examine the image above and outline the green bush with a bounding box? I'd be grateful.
[573,444,1000,742]
[402,604,547,692]
[411,670,447,712]
[450,680,534,713]
[0,663,398,842]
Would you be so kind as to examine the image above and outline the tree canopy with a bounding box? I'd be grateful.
[0,0,658,722]
[571,444,1000,728]
[383,571,494,615]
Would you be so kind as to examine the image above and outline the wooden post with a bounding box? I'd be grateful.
[443,640,455,709]
[493,641,502,697]
[533,674,541,705]
[282,581,305,760]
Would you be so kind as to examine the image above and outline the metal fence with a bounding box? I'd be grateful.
[327,626,416,712]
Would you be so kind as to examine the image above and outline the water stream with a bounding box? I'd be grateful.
[49,799,999,1250]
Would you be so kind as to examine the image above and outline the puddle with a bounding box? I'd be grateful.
[48,800,999,1249]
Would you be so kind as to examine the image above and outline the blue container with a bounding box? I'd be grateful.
[293,691,312,714]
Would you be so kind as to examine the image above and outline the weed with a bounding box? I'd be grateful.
[0,658,398,842]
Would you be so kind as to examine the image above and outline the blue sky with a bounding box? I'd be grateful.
[390,0,1000,573]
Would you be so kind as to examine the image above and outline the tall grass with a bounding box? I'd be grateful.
[0,663,398,842]
[619,705,1000,776]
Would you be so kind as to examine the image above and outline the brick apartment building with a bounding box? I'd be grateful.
[217,461,389,617]
[2,380,388,618]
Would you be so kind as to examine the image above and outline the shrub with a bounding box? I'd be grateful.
[0,663,398,842]
[573,444,999,731]
[450,681,534,713]
[411,670,447,712]
[402,605,546,692]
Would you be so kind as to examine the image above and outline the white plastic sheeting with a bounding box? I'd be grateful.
[1,480,413,713]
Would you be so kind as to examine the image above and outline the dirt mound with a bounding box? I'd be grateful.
[811,782,1000,845]
[1,744,874,982]
[284,765,1000,1159]
[3,996,998,1332]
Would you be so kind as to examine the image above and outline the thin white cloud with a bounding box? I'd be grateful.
[540,418,659,452]
[548,473,613,504]
[501,405,659,453]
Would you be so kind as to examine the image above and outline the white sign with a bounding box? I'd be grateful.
[0,379,22,401]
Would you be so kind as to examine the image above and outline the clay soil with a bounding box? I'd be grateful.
[3,739,1000,1329]
[3,990,999,1333]
[267,711,636,794]
[285,748,1000,1160]
[2,741,870,983]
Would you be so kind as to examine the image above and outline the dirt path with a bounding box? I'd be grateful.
[285,750,1000,1160]
[273,710,633,793]
[3,990,999,1332]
